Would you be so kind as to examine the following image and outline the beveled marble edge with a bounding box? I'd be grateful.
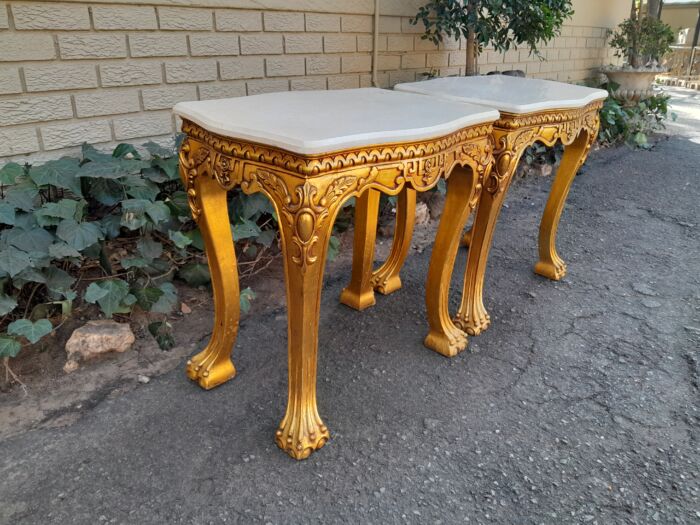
[173,88,499,156]
[394,79,608,115]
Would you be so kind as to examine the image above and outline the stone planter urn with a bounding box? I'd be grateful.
[600,66,664,105]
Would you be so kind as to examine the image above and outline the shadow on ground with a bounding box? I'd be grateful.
[1,129,698,523]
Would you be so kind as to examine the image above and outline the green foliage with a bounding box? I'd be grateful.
[411,0,573,61]
[598,87,673,148]
[609,14,674,67]
[0,141,273,360]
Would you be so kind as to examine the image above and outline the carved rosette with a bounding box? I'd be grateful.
[180,119,495,274]
[485,101,603,195]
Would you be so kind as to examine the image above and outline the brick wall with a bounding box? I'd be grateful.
[0,1,616,162]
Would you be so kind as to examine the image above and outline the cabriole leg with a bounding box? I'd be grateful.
[535,130,591,280]
[186,174,239,390]
[275,206,336,459]
[340,189,380,310]
[424,166,479,357]
[372,186,417,295]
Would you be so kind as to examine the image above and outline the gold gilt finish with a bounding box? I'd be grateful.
[178,119,494,459]
[345,102,602,339]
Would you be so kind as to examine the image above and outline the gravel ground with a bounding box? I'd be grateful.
[1,93,698,524]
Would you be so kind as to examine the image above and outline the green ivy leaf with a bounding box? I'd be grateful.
[232,218,261,241]
[112,143,141,159]
[137,237,163,260]
[168,230,192,249]
[0,203,16,226]
[0,294,18,316]
[88,178,124,206]
[125,177,160,201]
[34,199,84,227]
[240,287,256,314]
[145,201,171,226]
[78,158,143,179]
[183,228,204,250]
[100,215,122,239]
[327,235,341,262]
[121,257,150,269]
[45,266,76,295]
[0,336,21,358]
[141,167,169,184]
[177,263,210,286]
[0,162,24,185]
[4,183,39,212]
[148,321,175,351]
[84,279,131,318]
[151,156,179,181]
[120,199,149,230]
[29,157,82,196]
[56,219,104,251]
[134,287,164,311]
[151,282,177,314]
[0,246,32,278]
[4,226,55,253]
[7,318,53,344]
[143,141,174,158]
[48,242,82,259]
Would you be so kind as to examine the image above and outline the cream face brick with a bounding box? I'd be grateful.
[266,56,305,77]
[401,53,426,69]
[113,113,173,140]
[440,38,460,51]
[246,78,288,95]
[285,34,322,54]
[0,3,7,29]
[59,35,127,59]
[324,34,356,53]
[129,34,188,57]
[306,55,340,75]
[448,50,466,67]
[215,10,262,32]
[0,33,56,61]
[142,85,197,110]
[263,11,304,32]
[24,64,98,92]
[327,75,359,90]
[158,7,212,31]
[341,55,371,73]
[387,35,413,52]
[92,6,158,31]
[100,63,162,87]
[12,2,90,30]
[426,53,448,68]
[0,127,39,156]
[240,34,283,55]
[360,74,372,87]
[389,70,415,86]
[377,54,400,70]
[75,90,140,118]
[219,56,264,80]
[199,81,246,100]
[401,17,423,34]
[415,38,439,51]
[379,16,400,33]
[305,13,340,32]
[165,60,218,83]
[291,77,327,91]
[41,120,112,150]
[357,35,373,52]
[0,95,73,126]
[190,34,239,56]
[341,15,372,33]
[0,68,22,95]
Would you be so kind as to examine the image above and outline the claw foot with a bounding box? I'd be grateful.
[424,327,468,357]
[454,309,491,336]
[534,258,567,281]
[186,354,236,390]
[275,416,329,460]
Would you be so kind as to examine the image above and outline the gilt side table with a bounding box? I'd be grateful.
[344,76,606,345]
[174,88,498,459]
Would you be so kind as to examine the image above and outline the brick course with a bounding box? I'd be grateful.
[0,1,616,161]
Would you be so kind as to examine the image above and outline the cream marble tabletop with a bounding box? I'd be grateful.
[173,87,499,155]
[394,75,608,114]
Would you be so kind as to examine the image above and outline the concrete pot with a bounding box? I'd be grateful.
[601,68,661,104]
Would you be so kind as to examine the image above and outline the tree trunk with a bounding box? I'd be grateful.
[647,0,662,19]
[465,28,478,76]
[693,7,700,48]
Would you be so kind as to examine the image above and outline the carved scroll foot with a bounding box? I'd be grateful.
[424,165,479,358]
[371,186,416,296]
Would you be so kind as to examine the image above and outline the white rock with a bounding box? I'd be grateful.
[415,202,430,225]
[65,320,135,363]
